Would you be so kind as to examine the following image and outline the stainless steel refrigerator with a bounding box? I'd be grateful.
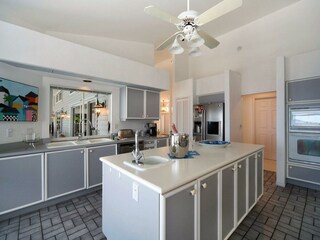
[193,103,225,141]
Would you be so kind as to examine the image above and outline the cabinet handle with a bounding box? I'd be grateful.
[89,150,93,153]
[232,167,236,171]
[81,150,84,154]
[238,164,242,169]
[258,154,261,158]
[201,183,207,189]
[190,189,196,196]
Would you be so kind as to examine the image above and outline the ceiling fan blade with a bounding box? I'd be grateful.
[196,0,243,26]
[156,32,182,51]
[144,5,182,25]
[197,30,220,49]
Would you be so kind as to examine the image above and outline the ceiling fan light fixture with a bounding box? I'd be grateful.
[189,31,205,48]
[169,38,184,55]
[189,47,201,57]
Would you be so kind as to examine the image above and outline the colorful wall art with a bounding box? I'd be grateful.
[0,77,39,122]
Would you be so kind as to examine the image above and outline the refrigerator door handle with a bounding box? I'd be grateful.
[202,110,206,140]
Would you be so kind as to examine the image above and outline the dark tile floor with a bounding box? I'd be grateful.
[0,171,319,240]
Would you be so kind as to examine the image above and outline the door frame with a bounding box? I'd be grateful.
[242,91,276,145]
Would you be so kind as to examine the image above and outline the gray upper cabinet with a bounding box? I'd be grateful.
[165,182,196,240]
[287,77,320,103]
[0,153,43,214]
[200,172,218,240]
[88,144,117,188]
[145,90,160,119]
[46,148,85,200]
[120,87,160,120]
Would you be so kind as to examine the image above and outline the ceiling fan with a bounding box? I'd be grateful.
[144,0,243,56]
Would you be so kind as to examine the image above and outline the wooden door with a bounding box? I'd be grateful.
[255,97,276,160]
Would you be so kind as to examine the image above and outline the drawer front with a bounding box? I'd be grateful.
[288,164,320,185]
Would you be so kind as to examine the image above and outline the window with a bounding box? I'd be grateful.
[55,90,62,104]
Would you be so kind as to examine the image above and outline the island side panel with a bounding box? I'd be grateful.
[102,164,160,240]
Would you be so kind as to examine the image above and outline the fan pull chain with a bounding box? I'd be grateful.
[187,0,190,11]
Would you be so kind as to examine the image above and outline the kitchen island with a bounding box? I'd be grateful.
[100,142,264,240]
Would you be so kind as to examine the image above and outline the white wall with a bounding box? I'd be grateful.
[0,62,43,144]
[190,0,320,95]
[0,21,169,90]
[196,73,225,96]
[47,32,155,66]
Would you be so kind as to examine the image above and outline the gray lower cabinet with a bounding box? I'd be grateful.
[248,154,256,209]
[46,148,85,199]
[237,159,247,223]
[200,172,219,240]
[257,151,263,198]
[0,153,43,214]
[156,138,167,148]
[165,182,197,240]
[222,165,235,240]
[87,144,117,188]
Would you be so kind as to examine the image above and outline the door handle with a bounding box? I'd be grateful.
[201,183,207,189]
[190,189,196,196]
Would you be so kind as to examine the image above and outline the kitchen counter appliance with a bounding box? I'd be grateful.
[145,123,157,137]
[117,129,143,154]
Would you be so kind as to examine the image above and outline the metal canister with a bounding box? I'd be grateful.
[169,133,189,158]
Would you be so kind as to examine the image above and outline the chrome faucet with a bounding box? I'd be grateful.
[78,119,94,141]
[132,130,143,165]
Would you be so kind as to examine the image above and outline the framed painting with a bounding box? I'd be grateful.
[0,77,39,122]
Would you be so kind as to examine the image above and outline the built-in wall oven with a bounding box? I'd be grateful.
[288,105,320,166]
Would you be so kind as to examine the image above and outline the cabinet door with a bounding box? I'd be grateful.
[248,154,256,209]
[46,149,85,199]
[0,154,43,214]
[88,144,116,188]
[287,77,320,102]
[127,88,144,118]
[257,151,263,198]
[237,159,247,223]
[156,138,167,148]
[145,90,160,119]
[222,165,235,239]
[165,182,196,240]
[200,172,218,240]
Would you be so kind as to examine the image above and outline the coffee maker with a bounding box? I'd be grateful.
[145,123,157,137]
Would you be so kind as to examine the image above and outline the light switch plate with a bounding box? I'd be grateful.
[7,128,13,137]
[132,182,139,202]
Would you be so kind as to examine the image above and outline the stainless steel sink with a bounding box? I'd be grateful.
[88,138,113,144]
[123,156,171,171]
[47,138,113,148]
[46,141,76,148]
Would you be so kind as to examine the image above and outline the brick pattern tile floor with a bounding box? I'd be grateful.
[0,171,319,240]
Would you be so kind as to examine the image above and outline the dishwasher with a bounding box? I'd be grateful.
[118,141,144,154]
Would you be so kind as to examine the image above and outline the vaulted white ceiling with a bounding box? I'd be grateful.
[0,0,299,48]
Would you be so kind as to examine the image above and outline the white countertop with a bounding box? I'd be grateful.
[100,142,263,194]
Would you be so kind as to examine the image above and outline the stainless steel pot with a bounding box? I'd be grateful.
[169,133,189,158]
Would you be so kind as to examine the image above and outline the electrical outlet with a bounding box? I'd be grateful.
[7,128,13,137]
[132,182,139,202]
